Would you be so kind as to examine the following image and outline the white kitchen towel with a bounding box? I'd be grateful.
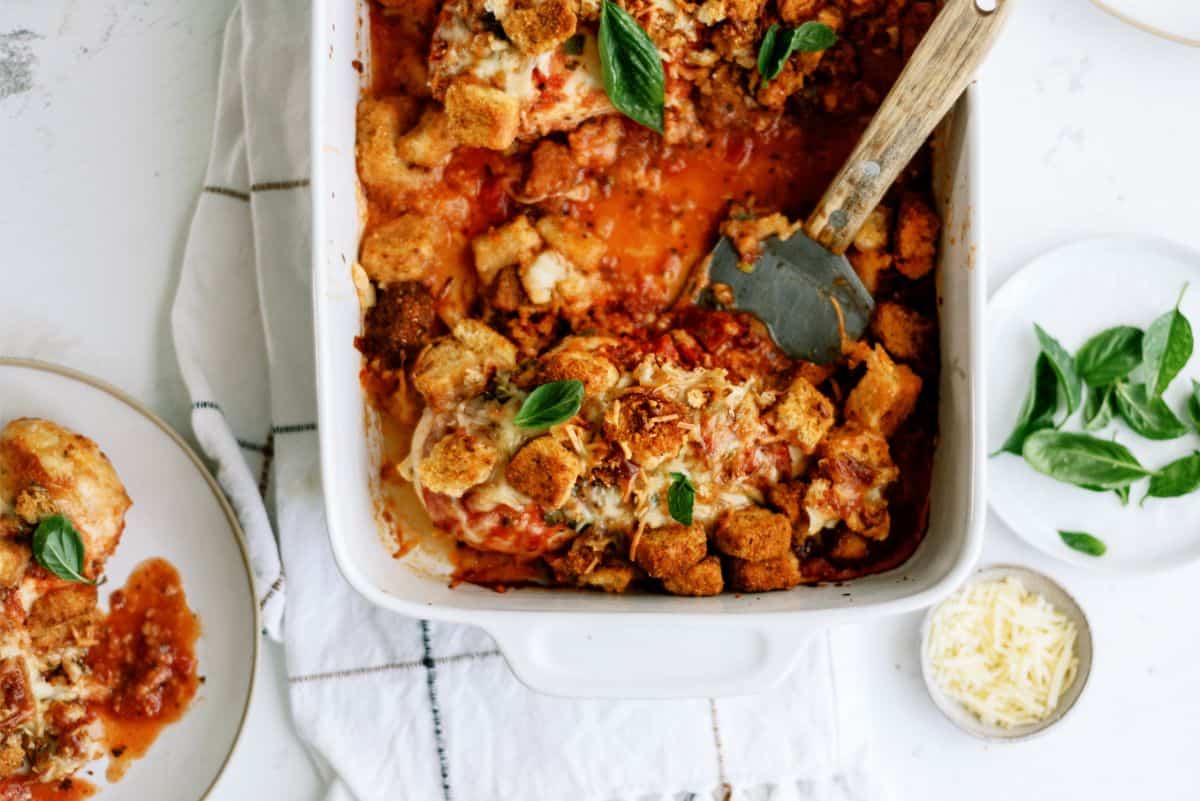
[171,3,888,800]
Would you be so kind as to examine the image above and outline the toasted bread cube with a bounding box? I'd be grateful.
[537,340,619,397]
[853,206,891,252]
[832,531,869,561]
[412,322,518,409]
[845,345,922,436]
[871,302,933,362]
[505,436,581,509]
[28,585,100,652]
[633,522,706,579]
[0,541,28,589]
[535,215,605,272]
[444,81,520,150]
[602,389,688,469]
[568,116,623,169]
[895,193,940,279]
[356,96,422,187]
[471,215,543,287]
[662,555,724,596]
[520,250,572,305]
[361,214,446,285]
[503,0,577,54]
[727,552,802,593]
[848,249,891,295]
[806,426,898,540]
[777,0,820,24]
[522,140,581,200]
[713,507,791,561]
[770,376,835,454]
[578,562,637,593]
[14,484,56,525]
[395,107,456,168]
[0,735,24,779]
[0,659,32,738]
[420,431,499,498]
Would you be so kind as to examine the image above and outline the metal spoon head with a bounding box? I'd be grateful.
[702,232,875,364]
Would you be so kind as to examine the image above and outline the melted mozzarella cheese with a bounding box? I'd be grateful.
[927,577,1080,729]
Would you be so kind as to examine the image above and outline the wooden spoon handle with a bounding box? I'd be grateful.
[804,0,1012,254]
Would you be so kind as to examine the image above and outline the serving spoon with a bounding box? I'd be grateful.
[697,0,1012,363]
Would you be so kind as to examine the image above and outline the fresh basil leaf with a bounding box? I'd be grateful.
[1144,451,1200,502]
[1082,385,1115,431]
[1022,430,1150,490]
[1078,482,1131,505]
[1187,379,1200,433]
[757,21,837,81]
[1142,284,1193,398]
[598,0,664,133]
[1075,326,1143,386]
[562,33,585,55]
[32,514,94,585]
[667,472,696,525]
[1114,382,1188,440]
[514,380,584,429]
[995,354,1059,456]
[1034,324,1082,419]
[1059,530,1107,557]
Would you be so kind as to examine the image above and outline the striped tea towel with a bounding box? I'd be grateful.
[170,2,890,800]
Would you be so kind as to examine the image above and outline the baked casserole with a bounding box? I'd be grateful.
[355,0,942,596]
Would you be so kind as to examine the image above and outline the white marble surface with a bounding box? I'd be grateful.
[2,0,1200,799]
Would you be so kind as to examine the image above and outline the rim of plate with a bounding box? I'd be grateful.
[1090,0,1200,47]
[919,564,1094,743]
[0,356,259,801]
[986,233,1200,575]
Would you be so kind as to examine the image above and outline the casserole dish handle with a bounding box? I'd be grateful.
[484,619,818,699]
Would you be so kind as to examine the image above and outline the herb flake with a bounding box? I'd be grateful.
[1059,530,1107,557]
[667,472,696,525]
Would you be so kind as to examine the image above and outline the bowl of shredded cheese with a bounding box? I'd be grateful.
[920,565,1093,740]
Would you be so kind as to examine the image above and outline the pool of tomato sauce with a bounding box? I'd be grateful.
[366,2,939,588]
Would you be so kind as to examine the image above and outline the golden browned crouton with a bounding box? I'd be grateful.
[522,140,583,200]
[471,216,543,287]
[444,81,520,150]
[848,249,891,294]
[633,522,706,579]
[28,585,100,652]
[831,531,869,561]
[777,0,820,24]
[395,107,457,168]
[487,266,527,312]
[726,552,803,592]
[411,321,518,409]
[361,214,447,285]
[720,210,799,267]
[359,281,438,369]
[0,659,32,733]
[871,302,933,362]
[662,555,724,596]
[0,419,131,571]
[894,193,940,279]
[14,484,55,525]
[420,431,500,498]
[602,389,688,469]
[0,516,20,538]
[568,116,623,170]
[519,250,572,304]
[546,531,637,593]
[502,0,577,54]
[853,206,891,252]
[506,436,581,509]
[713,507,791,561]
[356,96,425,188]
[769,376,835,454]
[537,339,620,397]
[578,562,637,593]
[0,735,23,779]
[534,215,605,272]
[804,426,898,540]
[845,345,922,436]
[0,541,29,589]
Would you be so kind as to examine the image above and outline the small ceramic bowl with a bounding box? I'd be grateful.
[919,564,1093,741]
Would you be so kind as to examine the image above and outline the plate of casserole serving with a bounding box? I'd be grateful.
[313,0,993,697]
[0,358,257,800]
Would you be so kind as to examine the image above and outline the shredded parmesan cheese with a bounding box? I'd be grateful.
[927,577,1079,729]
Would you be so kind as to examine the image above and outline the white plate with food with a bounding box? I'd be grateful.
[313,0,992,697]
[1091,0,1200,47]
[0,358,257,799]
[988,236,1200,574]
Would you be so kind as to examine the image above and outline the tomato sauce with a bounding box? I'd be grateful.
[88,559,200,782]
[0,778,96,801]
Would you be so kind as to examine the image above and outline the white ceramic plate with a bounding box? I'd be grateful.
[988,236,1200,574]
[1092,0,1200,47]
[920,564,1093,741]
[0,358,257,800]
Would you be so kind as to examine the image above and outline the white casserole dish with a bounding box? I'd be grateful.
[311,0,987,698]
